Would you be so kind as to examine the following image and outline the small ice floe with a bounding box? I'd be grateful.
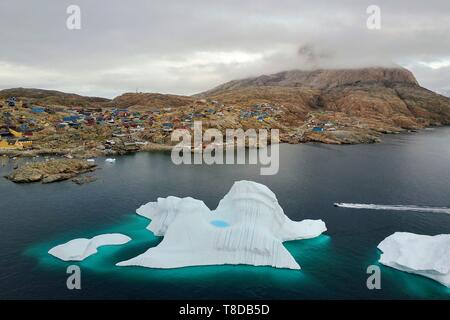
[48,233,131,261]
[105,158,116,163]
[378,232,450,288]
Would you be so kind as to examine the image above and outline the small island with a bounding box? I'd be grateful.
[5,159,97,183]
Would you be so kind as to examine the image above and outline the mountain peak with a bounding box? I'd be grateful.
[198,67,419,97]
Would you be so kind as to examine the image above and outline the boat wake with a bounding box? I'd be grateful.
[333,203,450,214]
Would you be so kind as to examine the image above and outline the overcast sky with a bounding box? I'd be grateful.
[1,0,449,98]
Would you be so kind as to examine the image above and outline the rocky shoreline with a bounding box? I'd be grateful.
[0,124,444,160]
[1,125,446,184]
[5,159,97,183]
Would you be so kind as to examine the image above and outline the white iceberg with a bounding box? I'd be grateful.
[48,233,131,261]
[378,232,450,287]
[117,180,327,270]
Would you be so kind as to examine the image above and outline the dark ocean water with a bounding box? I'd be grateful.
[1,127,450,299]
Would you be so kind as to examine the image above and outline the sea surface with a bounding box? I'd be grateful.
[1,127,450,299]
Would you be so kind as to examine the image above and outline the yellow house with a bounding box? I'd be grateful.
[19,140,33,148]
[0,139,32,149]
[0,140,20,149]
[8,128,23,138]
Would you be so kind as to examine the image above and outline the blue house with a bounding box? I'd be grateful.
[162,123,174,131]
[312,127,324,132]
[63,115,80,122]
[31,106,45,113]
[19,124,30,132]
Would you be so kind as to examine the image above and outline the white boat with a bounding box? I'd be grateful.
[105,158,116,163]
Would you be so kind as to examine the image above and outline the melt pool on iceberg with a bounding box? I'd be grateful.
[116,180,327,270]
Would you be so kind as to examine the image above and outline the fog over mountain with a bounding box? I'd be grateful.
[0,0,449,97]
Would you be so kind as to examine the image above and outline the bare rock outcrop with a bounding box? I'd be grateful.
[6,159,97,183]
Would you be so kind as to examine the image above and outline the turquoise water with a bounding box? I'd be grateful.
[26,215,324,289]
[1,127,450,299]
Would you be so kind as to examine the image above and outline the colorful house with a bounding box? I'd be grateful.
[162,122,174,132]
[312,127,324,132]
[9,128,23,138]
[6,97,16,107]
[31,106,46,113]
[63,115,80,122]
[0,139,32,149]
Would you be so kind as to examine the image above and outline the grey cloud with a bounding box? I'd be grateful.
[0,0,449,97]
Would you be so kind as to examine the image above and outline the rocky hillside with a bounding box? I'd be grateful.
[198,67,419,96]
[1,67,449,148]
[108,92,194,111]
[0,88,110,108]
[198,67,450,136]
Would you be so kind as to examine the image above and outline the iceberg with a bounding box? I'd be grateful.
[48,233,131,261]
[378,232,450,287]
[117,180,327,270]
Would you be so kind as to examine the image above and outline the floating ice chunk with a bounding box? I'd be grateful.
[48,233,131,261]
[118,180,327,270]
[378,232,450,287]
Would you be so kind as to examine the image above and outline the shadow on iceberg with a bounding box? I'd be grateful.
[117,180,327,270]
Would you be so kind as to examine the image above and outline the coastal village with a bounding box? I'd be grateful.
[0,93,353,161]
[4,68,445,183]
[0,93,288,183]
